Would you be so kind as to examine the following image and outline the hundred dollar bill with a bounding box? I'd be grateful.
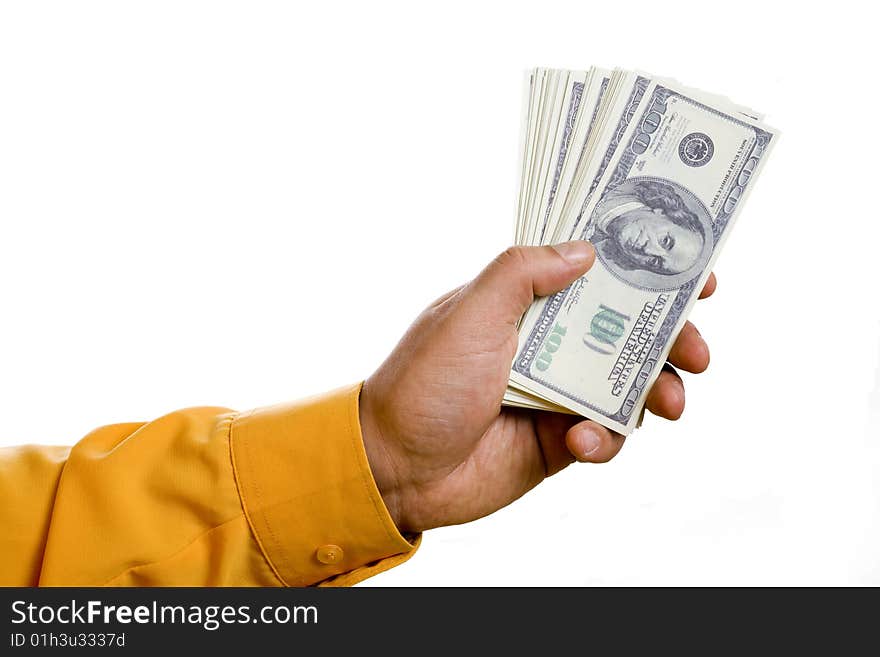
[508,79,777,434]
[541,69,611,246]
[559,71,651,243]
[530,69,588,246]
[521,69,566,247]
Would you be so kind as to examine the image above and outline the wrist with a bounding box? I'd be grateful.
[358,379,408,531]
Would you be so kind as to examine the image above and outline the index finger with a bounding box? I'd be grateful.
[698,272,717,300]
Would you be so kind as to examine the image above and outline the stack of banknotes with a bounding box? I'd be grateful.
[504,67,777,435]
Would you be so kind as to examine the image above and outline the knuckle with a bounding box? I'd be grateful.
[495,245,529,271]
[489,246,534,308]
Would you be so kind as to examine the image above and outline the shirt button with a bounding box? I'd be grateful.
[316,544,343,565]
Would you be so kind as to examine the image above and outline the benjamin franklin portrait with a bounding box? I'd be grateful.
[588,178,713,290]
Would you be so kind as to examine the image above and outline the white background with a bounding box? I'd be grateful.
[1,1,878,585]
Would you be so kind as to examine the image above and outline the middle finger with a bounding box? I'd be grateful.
[667,321,709,373]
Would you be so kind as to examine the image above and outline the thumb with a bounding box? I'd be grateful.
[469,241,596,326]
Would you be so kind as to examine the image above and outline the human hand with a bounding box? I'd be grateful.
[359,242,716,533]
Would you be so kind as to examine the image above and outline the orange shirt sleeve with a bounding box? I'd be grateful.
[0,382,419,586]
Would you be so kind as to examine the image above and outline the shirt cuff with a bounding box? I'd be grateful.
[229,382,419,586]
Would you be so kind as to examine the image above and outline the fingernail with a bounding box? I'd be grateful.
[574,426,601,459]
[552,240,594,267]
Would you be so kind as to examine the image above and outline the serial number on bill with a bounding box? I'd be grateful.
[10,632,126,648]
